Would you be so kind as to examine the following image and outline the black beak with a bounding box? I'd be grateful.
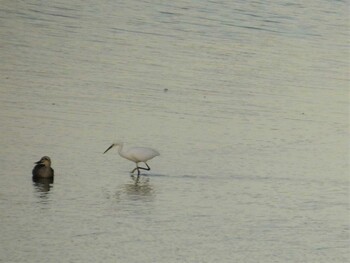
[103,144,114,154]
[34,160,41,164]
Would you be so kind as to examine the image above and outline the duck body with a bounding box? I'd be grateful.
[32,156,54,179]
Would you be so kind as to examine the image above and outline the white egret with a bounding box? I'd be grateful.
[32,156,54,179]
[103,142,160,179]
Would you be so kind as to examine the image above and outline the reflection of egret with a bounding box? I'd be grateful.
[110,181,155,202]
[32,156,54,179]
[124,181,154,197]
[103,142,160,180]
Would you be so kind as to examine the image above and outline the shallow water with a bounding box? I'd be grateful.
[0,0,349,262]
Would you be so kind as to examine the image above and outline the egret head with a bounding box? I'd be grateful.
[103,142,123,154]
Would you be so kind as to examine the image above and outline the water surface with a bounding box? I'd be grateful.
[0,0,348,262]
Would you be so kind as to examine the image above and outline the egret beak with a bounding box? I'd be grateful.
[103,144,115,154]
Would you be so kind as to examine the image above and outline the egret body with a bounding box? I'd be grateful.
[103,142,159,179]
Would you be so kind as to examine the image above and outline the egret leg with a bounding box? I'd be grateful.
[143,163,151,171]
[130,164,150,183]
[131,163,150,174]
[131,173,140,182]
[131,164,142,177]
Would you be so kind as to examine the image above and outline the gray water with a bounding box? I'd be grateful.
[0,0,349,262]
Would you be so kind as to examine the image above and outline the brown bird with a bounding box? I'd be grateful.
[32,156,54,179]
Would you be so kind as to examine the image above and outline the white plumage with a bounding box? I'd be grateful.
[103,142,159,179]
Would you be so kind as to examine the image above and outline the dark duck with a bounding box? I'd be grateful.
[32,156,54,180]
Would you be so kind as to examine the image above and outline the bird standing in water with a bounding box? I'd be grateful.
[103,142,160,180]
[32,156,54,179]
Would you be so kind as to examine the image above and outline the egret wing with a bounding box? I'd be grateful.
[127,147,160,162]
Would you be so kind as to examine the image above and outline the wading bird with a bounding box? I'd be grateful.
[103,142,160,180]
[32,156,54,179]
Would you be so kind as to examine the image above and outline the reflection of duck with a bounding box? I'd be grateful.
[33,177,54,192]
[32,156,54,180]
